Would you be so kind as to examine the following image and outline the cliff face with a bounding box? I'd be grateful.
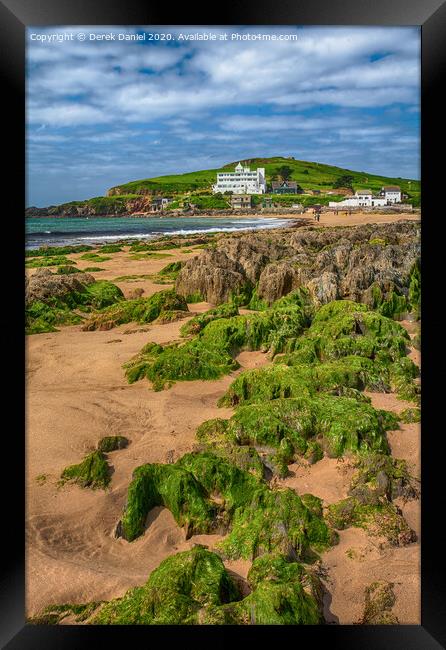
[175,221,420,308]
[25,195,152,218]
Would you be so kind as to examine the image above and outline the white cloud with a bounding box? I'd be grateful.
[26,26,420,128]
[28,103,112,126]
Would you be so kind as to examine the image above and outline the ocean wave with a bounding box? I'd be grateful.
[25,217,293,249]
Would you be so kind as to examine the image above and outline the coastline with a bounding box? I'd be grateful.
[25,210,420,250]
[26,207,420,220]
[26,211,421,624]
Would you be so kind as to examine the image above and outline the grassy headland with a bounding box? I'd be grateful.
[26,157,421,217]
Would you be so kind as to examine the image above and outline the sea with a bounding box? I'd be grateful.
[25,216,292,250]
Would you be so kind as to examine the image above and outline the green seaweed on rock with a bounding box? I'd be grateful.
[200,395,395,469]
[398,407,421,423]
[26,278,124,334]
[60,450,111,489]
[124,296,309,388]
[28,602,102,625]
[25,244,93,258]
[91,546,239,625]
[79,253,112,262]
[117,452,333,560]
[349,452,419,502]
[25,255,74,268]
[222,349,419,407]
[56,265,83,275]
[124,339,238,389]
[82,289,188,331]
[98,436,129,452]
[326,496,415,546]
[202,553,324,625]
[359,581,399,625]
[180,302,239,337]
[87,546,324,625]
[286,299,411,363]
[118,461,217,542]
[25,300,83,334]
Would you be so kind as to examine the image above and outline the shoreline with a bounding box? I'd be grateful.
[25,211,420,250]
[26,208,419,220]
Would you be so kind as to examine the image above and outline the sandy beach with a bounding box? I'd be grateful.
[26,210,421,624]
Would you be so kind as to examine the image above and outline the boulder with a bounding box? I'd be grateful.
[257,262,299,305]
[25,268,95,304]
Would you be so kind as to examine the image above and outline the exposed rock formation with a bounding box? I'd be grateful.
[25,268,95,304]
[176,221,420,308]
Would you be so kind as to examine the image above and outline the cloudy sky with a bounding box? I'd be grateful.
[26,26,420,206]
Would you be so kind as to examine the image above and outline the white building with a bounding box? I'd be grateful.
[329,185,403,209]
[329,188,394,209]
[212,162,266,195]
[380,186,402,203]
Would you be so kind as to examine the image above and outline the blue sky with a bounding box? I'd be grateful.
[26,26,420,207]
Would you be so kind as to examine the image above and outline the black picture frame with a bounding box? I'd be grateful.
[3,1,446,647]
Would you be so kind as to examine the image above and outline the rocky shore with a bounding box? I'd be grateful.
[26,215,421,625]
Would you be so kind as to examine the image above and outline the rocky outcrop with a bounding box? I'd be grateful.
[175,221,420,307]
[25,268,95,304]
[25,196,153,218]
[175,250,247,304]
[257,262,298,304]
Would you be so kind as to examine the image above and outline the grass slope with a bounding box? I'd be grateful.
[109,156,420,199]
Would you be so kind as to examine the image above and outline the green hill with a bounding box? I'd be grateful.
[108,156,420,202]
[26,157,420,216]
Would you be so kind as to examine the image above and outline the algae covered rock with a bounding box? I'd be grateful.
[60,450,111,489]
[25,269,125,334]
[326,496,415,546]
[398,407,421,423]
[219,355,394,407]
[360,580,399,624]
[349,452,419,502]
[292,299,411,362]
[117,461,217,542]
[91,545,240,625]
[196,418,265,479]
[180,302,239,337]
[325,444,419,544]
[124,338,238,389]
[98,436,129,452]
[117,452,333,560]
[82,289,188,331]
[31,548,326,625]
[124,296,308,389]
[198,395,395,476]
[202,553,324,625]
[218,485,332,560]
[28,602,102,625]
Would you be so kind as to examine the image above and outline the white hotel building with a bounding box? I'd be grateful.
[212,163,266,195]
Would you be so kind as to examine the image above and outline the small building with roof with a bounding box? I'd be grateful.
[270,180,300,194]
[380,186,402,203]
[230,194,252,209]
